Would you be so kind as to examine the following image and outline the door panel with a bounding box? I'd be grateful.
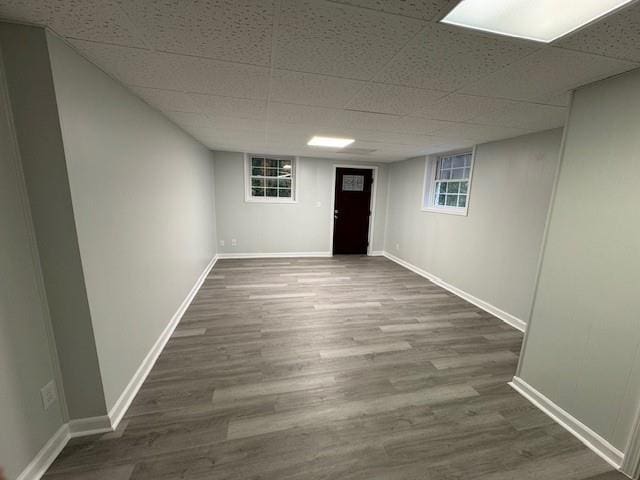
[332,168,373,255]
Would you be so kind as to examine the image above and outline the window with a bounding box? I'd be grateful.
[245,154,297,203]
[422,151,474,215]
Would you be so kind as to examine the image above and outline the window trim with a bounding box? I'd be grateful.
[421,147,475,216]
[244,153,299,204]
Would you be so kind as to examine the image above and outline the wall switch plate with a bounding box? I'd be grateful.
[395,243,400,251]
[219,240,225,247]
[316,201,322,207]
[231,238,237,246]
[41,380,57,410]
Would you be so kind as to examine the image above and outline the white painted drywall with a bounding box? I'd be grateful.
[46,33,218,412]
[0,23,107,420]
[213,151,388,255]
[0,45,65,480]
[384,129,563,323]
[518,69,640,451]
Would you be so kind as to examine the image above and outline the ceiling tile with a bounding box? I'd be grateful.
[204,115,267,131]
[163,115,267,148]
[189,94,267,119]
[352,130,439,146]
[67,41,172,88]
[273,0,424,80]
[555,3,640,63]
[471,102,567,131]
[180,121,267,149]
[265,121,353,141]
[375,23,540,91]
[240,121,463,160]
[389,116,449,134]
[414,94,515,122]
[129,86,199,112]
[346,83,447,115]
[266,120,447,146]
[461,47,637,102]
[268,102,455,135]
[328,0,459,21]
[191,126,266,143]
[432,122,533,143]
[267,102,391,130]
[69,40,271,98]
[267,102,340,127]
[168,55,271,99]
[0,0,145,47]
[162,111,211,129]
[270,70,366,108]
[538,91,572,107]
[330,109,403,132]
[120,0,275,65]
[4,0,610,161]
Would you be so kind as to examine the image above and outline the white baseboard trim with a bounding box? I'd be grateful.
[16,255,219,480]
[622,407,640,478]
[217,251,332,259]
[510,376,624,470]
[382,251,526,332]
[107,254,218,428]
[67,415,112,438]
[16,414,119,480]
[16,424,69,480]
[369,251,384,256]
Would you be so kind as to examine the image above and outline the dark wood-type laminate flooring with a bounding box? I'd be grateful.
[43,257,626,479]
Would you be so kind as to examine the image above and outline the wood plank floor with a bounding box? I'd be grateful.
[43,256,626,480]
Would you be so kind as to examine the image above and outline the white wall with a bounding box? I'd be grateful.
[213,151,388,255]
[0,23,106,420]
[47,33,218,412]
[384,129,563,324]
[0,45,64,480]
[518,68,640,453]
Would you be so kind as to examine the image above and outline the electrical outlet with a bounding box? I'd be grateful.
[231,238,237,247]
[315,201,322,207]
[41,380,57,410]
[219,240,225,247]
[395,243,400,251]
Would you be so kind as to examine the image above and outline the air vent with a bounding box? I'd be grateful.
[335,148,377,155]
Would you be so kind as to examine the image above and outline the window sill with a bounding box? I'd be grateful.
[421,206,468,216]
[245,197,297,204]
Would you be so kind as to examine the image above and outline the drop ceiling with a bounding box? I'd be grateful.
[1,0,639,162]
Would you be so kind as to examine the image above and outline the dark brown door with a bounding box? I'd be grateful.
[332,168,373,255]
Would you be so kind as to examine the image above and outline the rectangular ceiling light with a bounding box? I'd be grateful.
[307,136,355,148]
[441,0,635,43]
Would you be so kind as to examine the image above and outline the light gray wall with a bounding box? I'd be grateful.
[47,33,218,411]
[0,44,65,480]
[213,151,387,255]
[519,69,640,451]
[0,23,106,419]
[384,129,563,323]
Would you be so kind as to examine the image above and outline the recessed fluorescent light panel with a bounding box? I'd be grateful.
[441,0,635,43]
[307,136,355,148]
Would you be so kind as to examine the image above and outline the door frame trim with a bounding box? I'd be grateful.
[329,164,379,256]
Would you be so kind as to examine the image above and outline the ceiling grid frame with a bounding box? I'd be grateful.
[1,0,639,161]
